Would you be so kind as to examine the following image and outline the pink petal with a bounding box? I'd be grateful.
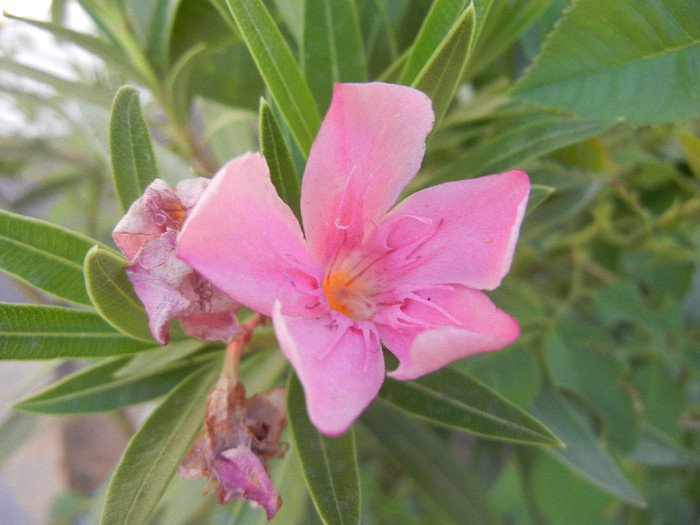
[272,301,385,436]
[378,170,529,291]
[376,285,520,380]
[178,153,321,317]
[213,447,282,519]
[301,82,434,265]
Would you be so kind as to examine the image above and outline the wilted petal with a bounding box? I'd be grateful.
[301,82,434,264]
[179,153,322,317]
[272,301,384,436]
[113,178,240,344]
[378,171,529,291]
[211,447,281,518]
[377,285,520,380]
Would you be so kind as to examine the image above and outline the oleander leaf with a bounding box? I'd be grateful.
[109,86,159,212]
[0,303,152,359]
[83,245,154,342]
[287,373,360,525]
[379,367,561,446]
[0,209,96,305]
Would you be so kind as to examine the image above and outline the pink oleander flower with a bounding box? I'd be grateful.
[178,82,530,435]
[112,178,240,345]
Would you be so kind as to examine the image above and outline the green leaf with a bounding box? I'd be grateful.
[379,367,561,446]
[164,43,208,125]
[363,400,497,525]
[302,0,367,111]
[124,0,185,73]
[412,5,475,126]
[109,85,158,212]
[527,184,555,214]
[115,338,207,378]
[0,303,152,359]
[260,99,302,222]
[12,356,200,414]
[0,209,96,305]
[0,412,35,468]
[628,424,700,468]
[542,321,640,452]
[287,373,360,525]
[513,0,700,124]
[216,0,321,156]
[100,359,220,525]
[83,245,154,342]
[530,385,646,506]
[427,115,613,186]
[399,0,468,84]
[467,0,554,79]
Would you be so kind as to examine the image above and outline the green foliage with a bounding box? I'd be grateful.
[1,1,699,523]
[260,99,302,222]
[83,245,154,342]
[100,360,221,525]
[379,367,560,446]
[109,86,159,212]
[287,373,360,525]
[0,303,153,359]
[0,209,97,305]
[513,0,700,124]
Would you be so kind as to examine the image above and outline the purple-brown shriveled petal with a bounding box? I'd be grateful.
[376,285,520,380]
[272,301,385,436]
[178,153,321,317]
[301,82,434,265]
[379,170,530,291]
[211,447,282,519]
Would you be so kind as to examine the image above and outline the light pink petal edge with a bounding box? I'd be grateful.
[178,152,319,317]
[301,82,434,264]
[377,286,520,380]
[380,170,529,291]
[272,301,385,436]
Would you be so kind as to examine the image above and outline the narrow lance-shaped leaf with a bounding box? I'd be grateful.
[412,5,475,127]
[302,0,367,112]
[399,0,468,85]
[425,115,614,188]
[0,209,96,305]
[100,360,221,525]
[164,43,207,125]
[530,385,646,506]
[513,0,700,124]
[260,99,302,222]
[379,367,562,446]
[287,373,360,525]
[83,245,154,342]
[12,356,202,415]
[0,303,152,360]
[216,0,321,156]
[363,401,497,525]
[109,85,158,212]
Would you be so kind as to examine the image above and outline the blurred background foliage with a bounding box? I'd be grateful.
[0,0,699,524]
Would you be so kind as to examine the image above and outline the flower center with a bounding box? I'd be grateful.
[322,269,375,321]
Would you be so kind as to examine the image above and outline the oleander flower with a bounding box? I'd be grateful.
[178,82,529,435]
[112,178,240,344]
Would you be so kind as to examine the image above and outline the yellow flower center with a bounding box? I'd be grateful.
[322,269,374,321]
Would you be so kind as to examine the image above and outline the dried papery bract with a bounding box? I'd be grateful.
[112,178,240,344]
[180,317,287,519]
